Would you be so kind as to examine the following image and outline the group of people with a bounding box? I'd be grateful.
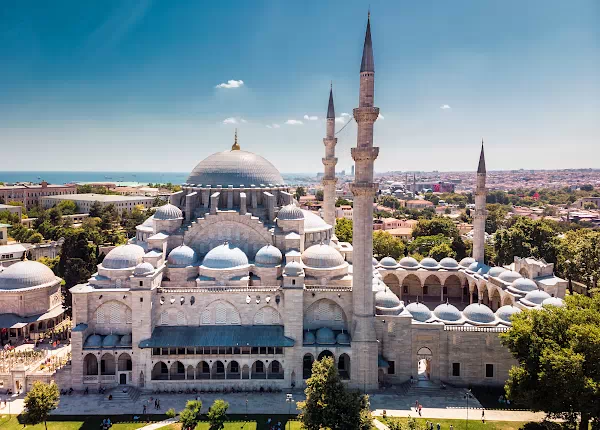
[266,417,284,429]
[101,417,112,429]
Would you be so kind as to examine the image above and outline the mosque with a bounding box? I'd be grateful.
[0,16,568,393]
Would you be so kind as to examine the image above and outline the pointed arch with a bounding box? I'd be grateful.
[304,298,347,330]
[200,300,241,325]
[94,300,132,325]
[253,306,282,325]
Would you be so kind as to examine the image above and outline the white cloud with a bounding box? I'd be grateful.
[303,115,318,121]
[266,123,281,129]
[215,79,244,89]
[378,114,384,120]
[285,119,303,125]
[222,117,247,125]
[241,119,248,123]
[440,104,451,110]
[341,112,351,117]
[335,112,352,123]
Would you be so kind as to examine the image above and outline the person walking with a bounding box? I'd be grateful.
[143,404,147,414]
[482,409,485,423]
[418,404,422,416]
[415,400,419,411]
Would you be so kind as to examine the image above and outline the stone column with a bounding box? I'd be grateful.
[240,192,247,215]
[210,192,220,215]
[227,185,234,209]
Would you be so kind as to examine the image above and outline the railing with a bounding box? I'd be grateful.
[100,375,116,382]
[83,375,99,384]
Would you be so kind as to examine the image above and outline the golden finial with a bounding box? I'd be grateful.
[232,128,240,151]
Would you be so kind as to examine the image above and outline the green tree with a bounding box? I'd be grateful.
[412,217,459,239]
[485,204,509,234]
[29,232,44,243]
[294,186,306,200]
[500,294,600,429]
[315,190,324,201]
[336,198,352,207]
[494,217,560,266]
[23,381,60,430]
[57,200,77,215]
[48,207,63,226]
[408,234,449,257]
[298,357,372,430]
[373,231,405,259]
[428,242,456,260]
[207,399,229,430]
[335,218,353,243]
[38,256,60,274]
[179,399,202,430]
[88,201,103,217]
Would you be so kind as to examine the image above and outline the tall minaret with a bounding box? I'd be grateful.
[322,84,338,228]
[350,13,379,390]
[473,141,487,263]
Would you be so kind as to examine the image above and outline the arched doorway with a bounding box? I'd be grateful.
[490,289,501,311]
[170,361,185,380]
[303,354,314,380]
[338,354,350,380]
[242,364,250,380]
[402,274,421,302]
[151,362,168,380]
[139,371,145,388]
[197,361,210,380]
[268,360,284,379]
[84,354,98,376]
[117,353,132,385]
[383,274,401,298]
[186,365,195,380]
[417,347,432,381]
[318,350,334,361]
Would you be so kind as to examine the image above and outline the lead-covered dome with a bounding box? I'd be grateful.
[463,303,495,324]
[168,245,199,267]
[202,243,249,269]
[103,244,145,269]
[459,257,475,268]
[303,331,316,345]
[187,150,284,188]
[496,305,522,323]
[523,289,551,305]
[420,257,440,269]
[434,302,462,321]
[405,302,432,322]
[302,243,345,269]
[284,261,304,276]
[542,297,565,308]
[488,266,507,278]
[336,332,350,345]
[315,327,336,345]
[439,257,459,270]
[375,289,401,308]
[498,270,522,283]
[154,203,183,220]
[379,257,398,268]
[277,204,304,221]
[301,210,331,231]
[255,245,283,267]
[511,278,538,293]
[134,262,155,276]
[399,256,419,269]
[0,260,58,290]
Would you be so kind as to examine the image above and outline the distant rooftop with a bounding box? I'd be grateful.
[42,194,153,202]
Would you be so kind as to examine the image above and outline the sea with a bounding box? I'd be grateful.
[0,171,316,187]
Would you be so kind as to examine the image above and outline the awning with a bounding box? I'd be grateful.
[378,355,390,368]
[0,306,65,329]
[139,325,295,348]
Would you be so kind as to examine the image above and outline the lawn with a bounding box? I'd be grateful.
[0,414,162,429]
[378,417,528,430]
[157,415,303,429]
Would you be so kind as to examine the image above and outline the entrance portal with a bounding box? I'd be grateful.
[417,347,432,381]
[120,373,127,385]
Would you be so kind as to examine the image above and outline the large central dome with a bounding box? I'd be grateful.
[187,150,284,188]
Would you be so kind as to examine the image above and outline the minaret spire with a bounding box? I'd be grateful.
[327,83,335,119]
[477,139,486,174]
[360,13,374,73]
[473,139,488,263]
[322,84,338,228]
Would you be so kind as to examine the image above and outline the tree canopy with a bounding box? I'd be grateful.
[373,231,405,260]
[335,218,353,243]
[178,399,202,429]
[23,381,60,430]
[207,399,229,430]
[494,217,559,266]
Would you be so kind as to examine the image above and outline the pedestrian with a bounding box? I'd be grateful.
[143,404,147,414]
[158,399,161,409]
[436,423,440,430]
[415,400,419,411]
[450,425,454,430]
[418,404,422,416]
[426,421,430,429]
[482,409,485,423]
[410,375,414,385]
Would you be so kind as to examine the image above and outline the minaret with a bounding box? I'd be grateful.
[322,84,338,228]
[350,13,379,390]
[473,141,487,263]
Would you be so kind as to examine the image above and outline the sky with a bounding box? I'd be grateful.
[0,0,598,174]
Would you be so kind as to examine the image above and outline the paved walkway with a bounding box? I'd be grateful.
[373,419,390,430]
[372,408,546,422]
[138,417,178,430]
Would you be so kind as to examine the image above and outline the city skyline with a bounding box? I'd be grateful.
[1,0,598,173]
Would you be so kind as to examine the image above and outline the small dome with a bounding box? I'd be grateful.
[255,245,283,267]
[542,297,565,308]
[277,204,304,221]
[379,257,398,268]
[302,210,330,231]
[420,257,440,269]
[302,243,345,269]
[511,278,538,293]
[202,243,249,269]
[134,262,154,276]
[119,334,132,346]
[372,257,378,266]
[141,215,154,227]
[405,302,432,322]
[103,244,145,270]
[0,260,58,290]
[284,261,304,276]
[154,203,183,220]
[488,266,507,278]
[336,332,351,345]
[102,334,120,348]
[439,257,459,269]
[372,277,387,293]
[498,270,522,283]
[303,331,316,345]
[523,290,551,305]
[399,256,419,269]
[315,327,336,345]
[375,289,401,308]
[459,257,475,268]
[434,302,462,321]
[468,261,490,275]
[168,245,199,268]
[496,305,522,323]
[85,334,103,348]
[463,303,495,324]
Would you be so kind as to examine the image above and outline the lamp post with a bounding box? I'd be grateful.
[464,389,472,430]
[286,393,294,430]
[245,397,248,420]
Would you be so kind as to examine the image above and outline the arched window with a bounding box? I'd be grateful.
[252,360,266,379]
[303,354,314,380]
[152,362,168,380]
[197,361,210,380]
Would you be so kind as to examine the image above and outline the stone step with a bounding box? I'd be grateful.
[104,386,140,402]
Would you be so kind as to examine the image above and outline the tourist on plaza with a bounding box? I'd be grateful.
[418,404,422,416]
[482,409,485,423]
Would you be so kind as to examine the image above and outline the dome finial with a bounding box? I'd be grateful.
[232,129,240,151]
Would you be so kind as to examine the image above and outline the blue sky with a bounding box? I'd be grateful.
[0,0,598,173]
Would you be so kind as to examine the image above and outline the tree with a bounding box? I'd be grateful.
[23,381,60,430]
[485,204,509,234]
[179,399,202,429]
[335,218,353,243]
[315,190,324,201]
[88,201,103,218]
[336,198,352,207]
[57,200,77,215]
[583,202,598,210]
[373,231,405,259]
[428,243,456,260]
[408,234,449,257]
[494,217,559,266]
[29,232,44,243]
[500,294,600,429]
[207,399,229,430]
[412,217,459,239]
[298,357,372,430]
[38,256,60,274]
[294,186,306,200]
[48,207,63,226]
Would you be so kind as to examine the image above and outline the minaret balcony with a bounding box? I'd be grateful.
[353,107,379,123]
[349,182,379,196]
[322,178,337,185]
[351,147,379,162]
[322,158,338,167]
[323,137,338,146]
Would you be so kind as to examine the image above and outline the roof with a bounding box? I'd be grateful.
[0,223,13,228]
[139,325,295,348]
[327,87,335,119]
[0,244,27,253]
[0,305,65,328]
[478,142,486,174]
[360,15,374,73]
[72,323,88,332]
[42,194,153,202]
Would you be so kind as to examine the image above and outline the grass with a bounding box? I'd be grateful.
[0,414,164,429]
[378,417,529,430]
[156,414,302,429]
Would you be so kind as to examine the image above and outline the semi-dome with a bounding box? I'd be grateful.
[439,257,459,269]
[375,289,401,308]
[103,244,145,270]
[488,266,507,278]
[154,203,183,220]
[433,302,462,321]
[303,331,316,345]
[202,243,249,269]
[255,245,283,267]
[301,210,331,231]
[168,245,199,268]
[336,332,351,345]
[420,257,440,269]
[496,305,522,323]
[302,243,345,269]
[523,289,551,305]
[498,270,522,283]
[102,334,120,348]
[0,260,58,290]
[405,302,432,322]
[277,204,304,221]
[379,257,398,268]
[463,303,495,324]
[399,256,419,269]
[511,278,538,293]
[459,257,475,268]
[119,334,133,347]
[315,327,336,345]
[85,334,102,348]
[134,262,155,276]
[284,261,303,276]
[187,149,284,188]
[542,297,565,308]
